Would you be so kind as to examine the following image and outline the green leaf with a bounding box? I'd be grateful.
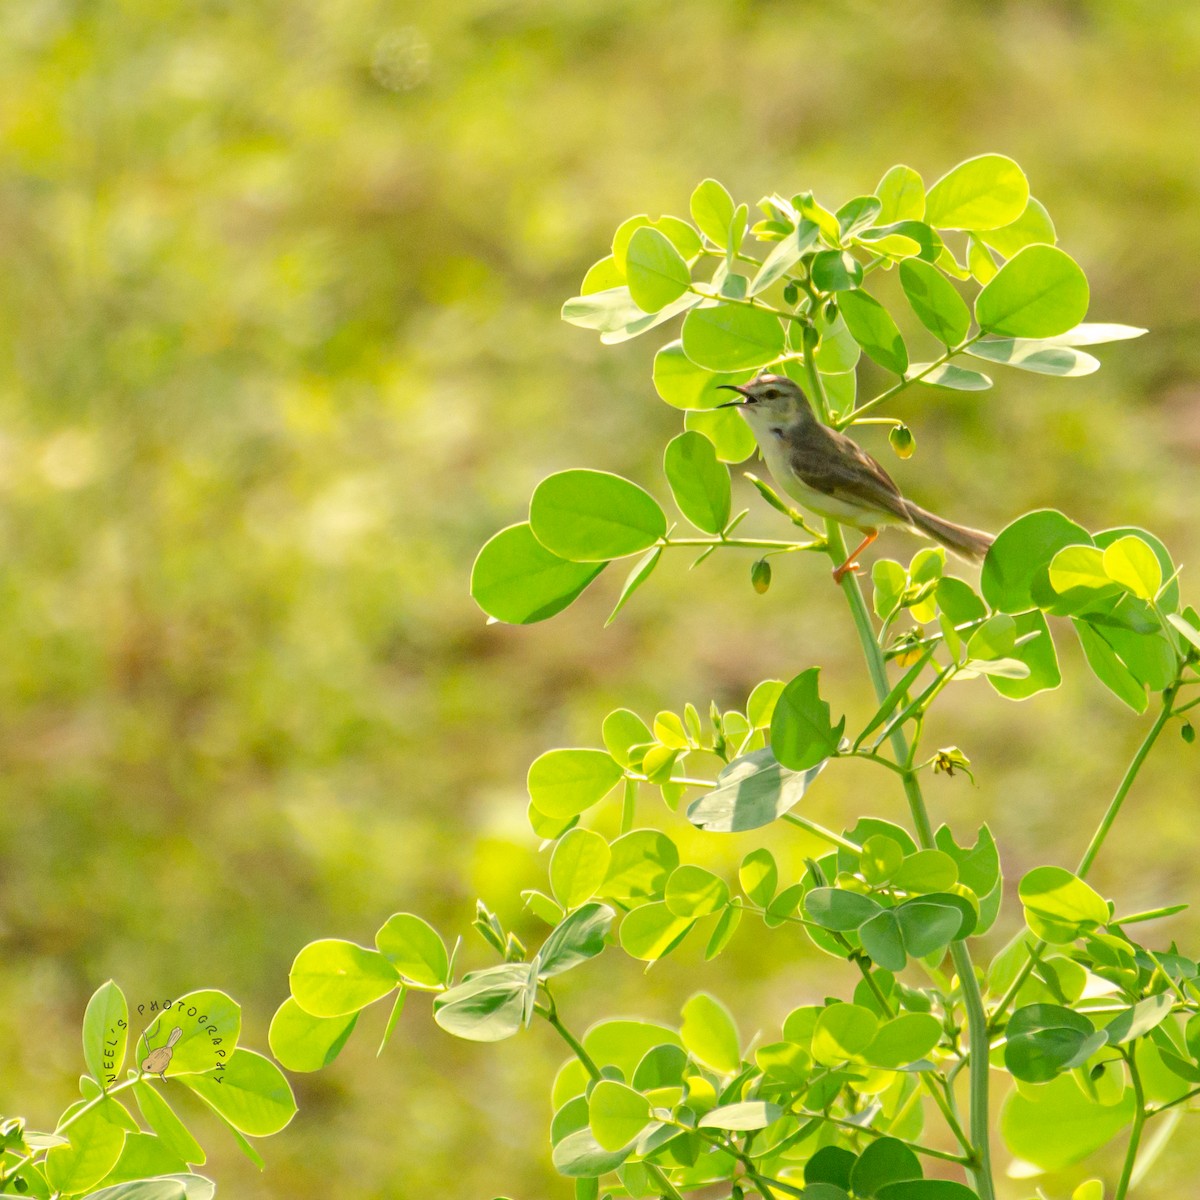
[988,609,1061,701]
[877,1185,977,1200]
[681,303,786,371]
[1095,526,1178,610]
[267,997,356,1073]
[814,310,862,373]
[899,259,970,346]
[289,939,399,1017]
[600,829,678,904]
[1000,1073,1135,1170]
[179,1048,296,1137]
[691,179,736,247]
[618,902,693,962]
[433,963,536,1042]
[812,1003,879,1065]
[132,1083,205,1166]
[806,1145,857,1188]
[562,286,645,333]
[1004,1004,1104,1082]
[739,848,778,907]
[965,337,1099,376]
[1019,866,1109,943]
[1103,994,1174,1045]
[1049,544,1113,598]
[705,902,743,959]
[811,249,863,292]
[625,227,691,314]
[663,431,731,534]
[851,1136,922,1196]
[684,406,758,463]
[863,1014,942,1069]
[538,903,615,977]
[585,1020,684,1081]
[602,709,652,767]
[804,888,882,931]
[588,1081,651,1151]
[471,523,605,624]
[861,834,905,885]
[982,509,1093,613]
[924,154,1029,231]
[975,245,1089,338]
[908,362,991,391]
[897,897,969,955]
[527,748,623,819]
[892,849,958,893]
[1102,534,1162,600]
[552,1128,631,1178]
[698,1101,781,1131]
[687,747,825,833]
[606,548,662,626]
[874,164,925,222]
[530,470,666,562]
[749,221,820,295]
[374,913,449,987]
[84,981,129,1088]
[979,196,1057,258]
[581,255,624,294]
[1074,619,1148,712]
[44,1107,126,1194]
[837,289,908,375]
[770,667,845,770]
[871,559,907,619]
[837,195,883,237]
[680,992,740,1072]
[1055,322,1148,345]
[551,829,612,910]
[133,991,241,1078]
[665,865,729,918]
[652,339,754,411]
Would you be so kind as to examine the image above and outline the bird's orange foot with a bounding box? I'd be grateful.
[831,560,861,585]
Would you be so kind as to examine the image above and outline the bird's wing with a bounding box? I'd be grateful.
[788,427,913,524]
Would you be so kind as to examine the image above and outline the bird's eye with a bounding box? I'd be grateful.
[763,388,778,400]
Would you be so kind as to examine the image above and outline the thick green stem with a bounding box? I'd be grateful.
[794,345,996,1195]
[1115,1050,1147,1200]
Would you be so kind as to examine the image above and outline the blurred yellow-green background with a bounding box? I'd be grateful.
[1,1,1199,1196]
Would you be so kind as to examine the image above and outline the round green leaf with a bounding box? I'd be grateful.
[538,902,615,978]
[84,981,129,1087]
[811,249,863,292]
[1019,866,1109,943]
[877,1184,978,1200]
[268,997,357,1073]
[770,667,845,770]
[131,1081,205,1166]
[652,339,753,410]
[289,939,399,1017]
[681,992,740,1073]
[599,829,678,904]
[471,523,605,624]
[804,887,882,931]
[432,963,535,1042]
[530,470,666,562]
[680,303,786,371]
[588,1080,652,1151]
[874,164,925,222]
[859,908,907,974]
[687,747,824,833]
[1000,1073,1135,1171]
[665,865,729,918]
[851,1136,922,1197]
[891,849,958,894]
[663,431,731,534]
[806,1145,857,1188]
[837,289,908,375]
[925,154,1029,231]
[180,1048,296,1137]
[1004,1004,1104,1082]
[897,898,967,956]
[618,901,693,962]
[978,196,1057,258]
[684,406,758,463]
[739,847,778,907]
[812,1003,879,1066]
[528,748,623,819]
[44,1108,126,1195]
[552,1128,631,1178]
[625,227,691,314]
[975,245,1089,338]
[863,1013,943,1069]
[898,258,970,346]
[551,828,612,910]
[690,178,736,247]
[1102,534,1162,601]
[375,912,449,987]
[982,509,1093,614]
[698,1101,781,1131]
[861,834,904,885]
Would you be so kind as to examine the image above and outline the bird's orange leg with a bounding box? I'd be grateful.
[832,529,878,584]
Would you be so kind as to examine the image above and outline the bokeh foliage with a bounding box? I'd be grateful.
[1,2,1199,1198]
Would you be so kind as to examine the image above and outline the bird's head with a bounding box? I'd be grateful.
[717,373,814,430]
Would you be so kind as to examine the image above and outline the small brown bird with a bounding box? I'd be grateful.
[719,373,994,583]
[140,1026,182,1080]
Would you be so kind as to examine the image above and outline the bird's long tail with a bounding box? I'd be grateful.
[904,502,994,563]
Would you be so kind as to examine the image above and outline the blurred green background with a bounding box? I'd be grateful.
[1,0,1198,1196]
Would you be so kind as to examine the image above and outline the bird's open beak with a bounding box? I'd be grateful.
[715,383,752,409]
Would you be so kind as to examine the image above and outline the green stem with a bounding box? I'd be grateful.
[802,345,994,1197]
[1077,686,1176,878]
[836,333,983,428]
[780,812,863,853]
[662,535,820,551]
[1114,1050,1147,1200]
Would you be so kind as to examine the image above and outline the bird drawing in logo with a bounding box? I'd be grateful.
[140,1025,183,1080]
